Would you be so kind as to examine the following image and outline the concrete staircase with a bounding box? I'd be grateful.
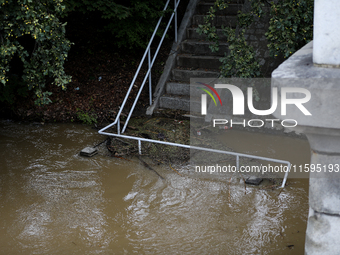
[158,0,244,112]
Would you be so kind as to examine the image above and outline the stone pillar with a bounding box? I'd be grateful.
[313,0,340,67]
[272,1,340,251]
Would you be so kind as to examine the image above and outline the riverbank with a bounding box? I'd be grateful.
[0,44,169,123]
[0,6,173,124]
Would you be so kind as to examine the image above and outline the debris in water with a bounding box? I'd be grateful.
[138,156,164,179]
[169,163,182,176]
[80,147,98,157]
[245,176,263,185]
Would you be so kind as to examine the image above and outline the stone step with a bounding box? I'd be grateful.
[150,0,241,113]
[166,82,205,96]
[176,54,221,69]
[196,3,243,15]
[172,68,220,82]
[181,39,229,56]
[166,82,191,96]
[187,27,228,40]
[159,94,201,112]
[192,15,237,28]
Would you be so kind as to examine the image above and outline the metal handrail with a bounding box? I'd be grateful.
[99,0,180,135]
[98,0,291,188]
[99,128,290,188]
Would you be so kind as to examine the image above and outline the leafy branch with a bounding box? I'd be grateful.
[196,0,314,78]
[1,0,72,105]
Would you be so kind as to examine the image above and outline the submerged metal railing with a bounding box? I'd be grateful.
[99,128,291,187]
[98,0,291,188]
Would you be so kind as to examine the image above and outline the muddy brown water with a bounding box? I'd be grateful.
[0,120,310,254]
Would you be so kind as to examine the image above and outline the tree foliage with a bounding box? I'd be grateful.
[197,0,314,78]
[1,0,167,106]
[64,0,130,20]
[64,0,166,49]
[266,0,313,58]
[220,28,260,78]
[1,0,72,105]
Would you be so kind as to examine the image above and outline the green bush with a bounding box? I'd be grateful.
[266,0,314,58]
[197,0,314,77]
[76,108,97,125]
[220,28,260,78]
[1,0,72,105]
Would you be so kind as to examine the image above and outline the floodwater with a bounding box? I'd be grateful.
[0,120,310,254]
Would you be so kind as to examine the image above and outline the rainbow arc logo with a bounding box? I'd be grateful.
[196,82,222,115]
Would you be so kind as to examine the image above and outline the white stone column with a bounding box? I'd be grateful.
[313,0,340,66]
[306,2,340,249]
[272,0,340,250]
[272,42,340,255]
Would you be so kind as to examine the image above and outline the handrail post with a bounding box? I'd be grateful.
[117,118,120,135]
[280,162,290,188]
[236,155,239,172]
[174,0,178,42]
[138,140,142,155]
[148,48,152,106]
